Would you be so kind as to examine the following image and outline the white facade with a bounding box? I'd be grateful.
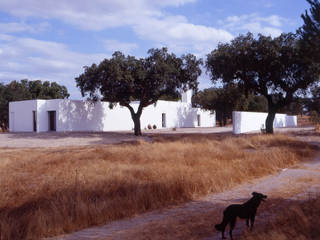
[232,111,297,134]
[9,97,216,133]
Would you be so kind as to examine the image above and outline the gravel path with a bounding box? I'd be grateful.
[48,144,320,240]
[0,127,313,148]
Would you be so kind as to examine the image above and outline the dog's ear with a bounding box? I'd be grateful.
[252,192,258,196]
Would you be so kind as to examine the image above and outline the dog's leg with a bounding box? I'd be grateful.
[215,214,229,239]
[221,224,226,240]
[250,215,255,231]
[222,230,226,240]
[229,218,236,240]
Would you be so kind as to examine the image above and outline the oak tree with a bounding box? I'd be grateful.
[76,48,202,136]
[206,33,320,133]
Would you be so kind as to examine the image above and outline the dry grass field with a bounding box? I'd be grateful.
[240,195,320,240]
[0,134,316,239]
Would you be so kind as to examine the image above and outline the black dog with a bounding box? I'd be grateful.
[215,192,267,239]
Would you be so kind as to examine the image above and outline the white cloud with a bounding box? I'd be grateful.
[220,13,287,37]
[0,35,107,98]
[134,15,233,55]
[0,0,195,30]
[0,0,232,55]
[0,0,234,96]
[0,21,49,33]
[103,39,138,54]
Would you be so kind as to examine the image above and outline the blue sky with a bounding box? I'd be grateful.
[0,0,311,99]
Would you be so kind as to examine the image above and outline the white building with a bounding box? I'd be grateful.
[9,91,216,132]
[232,111,297,134]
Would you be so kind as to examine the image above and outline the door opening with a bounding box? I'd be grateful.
[48,111,56,131]
[197,114,201,127]
[33,111,37,132]
[162,113,166,128]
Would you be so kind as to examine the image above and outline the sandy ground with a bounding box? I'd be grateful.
[47,131,320,240]
[0,126,313,148]
[0,127,232,148]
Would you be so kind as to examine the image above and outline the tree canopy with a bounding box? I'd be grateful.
[76,48,202,136]
[0,79,69,131]
[206,32,320,133]
[193,84,267,126]
[299,0,320,62]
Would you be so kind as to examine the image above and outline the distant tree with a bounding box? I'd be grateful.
[299,0,320,62]
[302,86,320,123]
[76,48,202,136]
[206,32,320,133]
[27,80,69,99]
[193,84,242,126]
[279,97,307,116]
[0,80,69,131]
[193,85,267,126]
[247,95,268,113]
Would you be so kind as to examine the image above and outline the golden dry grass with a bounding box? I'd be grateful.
[241,195,320,240]
[0,134,316,239]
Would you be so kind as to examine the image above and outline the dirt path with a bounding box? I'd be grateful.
[1,127,313,148]
[48,149,320,240]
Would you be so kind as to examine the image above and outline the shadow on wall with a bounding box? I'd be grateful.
[286,116,296,127]
[176,105,198,128]
[59,100,105,131]
[273,117,285,128]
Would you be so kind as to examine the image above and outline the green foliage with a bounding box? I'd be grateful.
[302,86,320,121]
[299,0,320,62]
[310,110,320,124]
[206,32,320,133]
[76,48,202,136]
[193,85,267,126]
[0,80,69,131]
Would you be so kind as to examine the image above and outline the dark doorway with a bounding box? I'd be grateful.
[33,111,37,132]
[48,111,56,131]
[162,113,166,128]
[197,114,201,127]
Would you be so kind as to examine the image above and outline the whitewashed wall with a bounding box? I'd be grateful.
[9,99,215,132]
[9,100,37,132]
[139,100,215,129]
[232,111,297,134]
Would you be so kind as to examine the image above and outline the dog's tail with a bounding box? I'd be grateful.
[215,223,224,231]
[215,216,228,232]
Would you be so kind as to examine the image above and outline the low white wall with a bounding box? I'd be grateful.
[232,111,297,134]
[9,99,215,132]
[9,100,37,132]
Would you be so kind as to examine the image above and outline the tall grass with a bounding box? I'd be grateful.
[0,134,316,239]
[241,196,320,240]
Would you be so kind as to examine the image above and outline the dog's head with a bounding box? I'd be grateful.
[252,192,267,202]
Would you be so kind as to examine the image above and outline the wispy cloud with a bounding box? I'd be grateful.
[0,35,107,97]
[0,21,49,33]
[103,39,138,54]
[0,0,232,55]
[219,13,288,37]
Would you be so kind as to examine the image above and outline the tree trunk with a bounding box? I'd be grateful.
[132,114,142,136]
[265,111,276,134]
[123,103,143,136]
[265,95,279,134]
